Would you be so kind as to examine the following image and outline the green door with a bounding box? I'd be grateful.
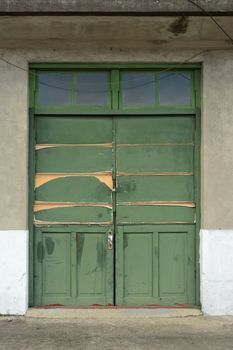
[34,116,114,306]
[33,114,196,306]
[115,116,196,305]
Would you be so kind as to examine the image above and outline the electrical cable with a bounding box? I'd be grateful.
[0,49,208,93]
[186,0,233,44]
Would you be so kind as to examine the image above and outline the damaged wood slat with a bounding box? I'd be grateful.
[117,143,194,147]
[35,143,113,150]
[35,172,113,189]
[34,202,112,212]
[117,201,195,207]
[118,221,194,224]
[117,172,193,176]
[34,220,112,225]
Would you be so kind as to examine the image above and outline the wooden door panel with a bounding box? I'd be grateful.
[36,116,113,144]
[34,226,113,306]
[117,175,194,201]
[116,225,195,306]
[34,116,113,226]
[117,145,194,173]
[117,205,195,224]
[36,146,113,173]
[116,116,195,144]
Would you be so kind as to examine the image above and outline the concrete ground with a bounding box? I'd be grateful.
[1,309,233,350]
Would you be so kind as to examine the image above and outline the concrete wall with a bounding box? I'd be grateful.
[200,230,233,315]
[0,44,233,314]
[0,0,233,14]
[0,231,28,315]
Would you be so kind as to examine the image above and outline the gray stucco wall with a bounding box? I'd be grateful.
[0,47,233,230]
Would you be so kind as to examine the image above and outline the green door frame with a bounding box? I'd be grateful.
[28,63,201,307]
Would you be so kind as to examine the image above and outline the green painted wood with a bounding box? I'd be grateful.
[194,68,201,306]
[117,145,194,172]
[28,108,36,306]
[124,232,153,296]
[159,232,186,295]
[116,225,195,306]
[30,65,200,307]
[35,206,112,223]
[30,64,201,69]
[34,227,43,306]
[34,226,114,306]
[71,232,77,298]
[42,232,71,296]
[36,116,113,144]
[77,233,106,296]
[35,108,197,115]
[117,176,194,201]
[116,116,195,144]
[36,147,113,173]
[116,205,195,224]
[36,177,112,203]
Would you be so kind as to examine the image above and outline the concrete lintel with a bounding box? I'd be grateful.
[0,1,233,15]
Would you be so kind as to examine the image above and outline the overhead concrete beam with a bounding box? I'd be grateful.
[0,0,233,15]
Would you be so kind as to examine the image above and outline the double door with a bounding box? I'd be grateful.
[33,115,196,306]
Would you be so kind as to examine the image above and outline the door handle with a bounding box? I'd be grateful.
[107,231,113,250]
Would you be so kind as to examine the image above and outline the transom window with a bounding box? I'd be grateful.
[36,69,194,111]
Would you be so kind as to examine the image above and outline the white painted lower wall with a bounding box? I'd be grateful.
[0,230,28,315]
[0,229,233,315]
[200,230,233,315]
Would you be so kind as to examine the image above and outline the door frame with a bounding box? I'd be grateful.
[28,63,201,307]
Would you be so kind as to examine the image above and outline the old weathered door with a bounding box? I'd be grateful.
[31,67,199,307]
[115,116,196,305]
[34,116,114,305]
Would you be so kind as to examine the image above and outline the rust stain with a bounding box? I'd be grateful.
[34,202,112,212]
[35,143,113,150]
[118,201,195,207]
[35,172,113,189]
[117,172,193,176]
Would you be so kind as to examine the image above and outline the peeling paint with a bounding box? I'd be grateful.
[35,172,113,189]
[118,201,195,207]
[117,172,193,176]
[35,143,113,150]
[34,202,112,212]
[118,143,194,147]
[34,220,112,225]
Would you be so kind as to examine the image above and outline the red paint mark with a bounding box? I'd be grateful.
[32,303,198,310]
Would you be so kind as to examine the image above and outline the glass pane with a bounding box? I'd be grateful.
[122,73,155,106]
[76,72,109,106]
[38,73,72,106]
[159,72,191,106]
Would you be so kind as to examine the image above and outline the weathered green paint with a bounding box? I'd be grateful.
[34,226,114,306]
[36,177,112,203]
[117,206,195,224]
[117,176,194,202]
[30,63,201,70]
[35,206,112,224]
[116,116,195,144]
[29,65,201,307]
[116,225,195,306]
[36,116,113,144]
[117,145,194,173]
[36,146,112,173]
